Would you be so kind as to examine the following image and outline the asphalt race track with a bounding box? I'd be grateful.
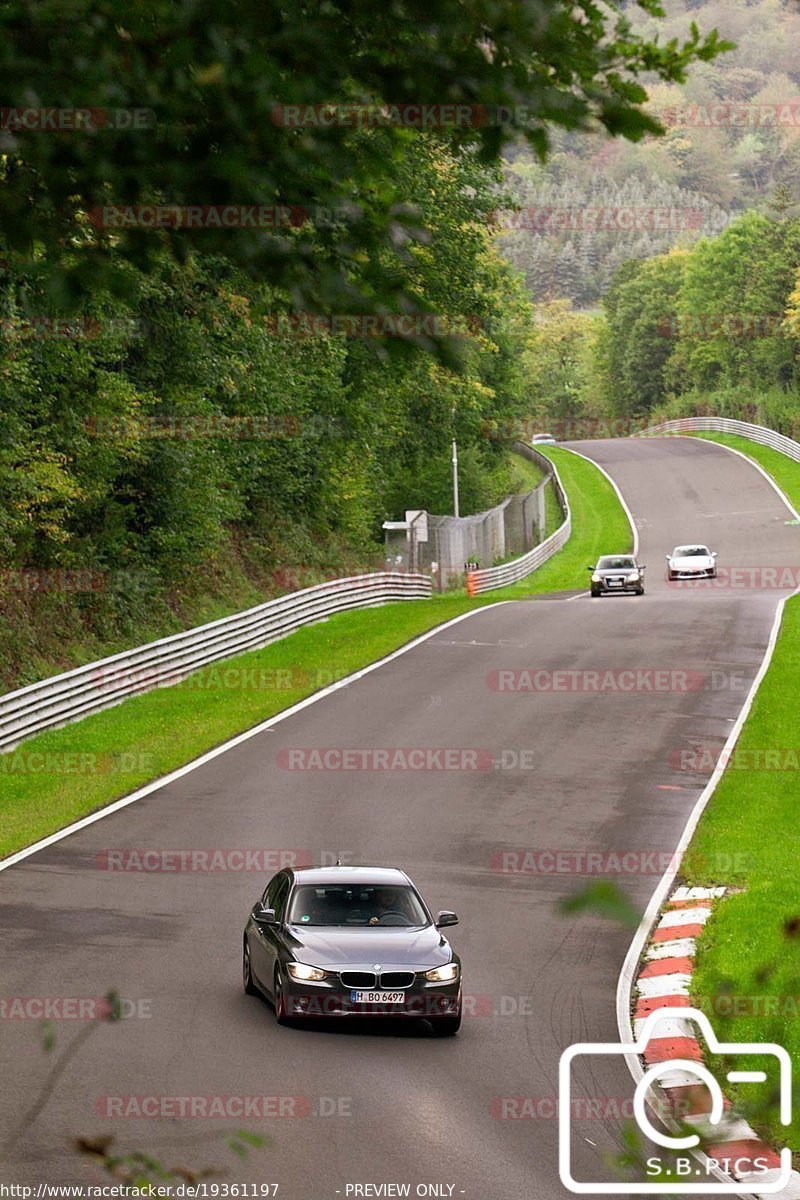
[1,436,797,1198]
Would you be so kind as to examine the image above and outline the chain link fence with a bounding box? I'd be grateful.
[383,443,562,589]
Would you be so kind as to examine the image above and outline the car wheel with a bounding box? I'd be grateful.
[590,589,601,598]
[243,938,257,996]
[274,965,292,1026]
[667,571,676,581]
[636,587,645,596]
[430,1012,461,1037]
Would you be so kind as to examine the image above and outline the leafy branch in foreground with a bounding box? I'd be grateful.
[0,0,731,309]
[0,989,268,1184]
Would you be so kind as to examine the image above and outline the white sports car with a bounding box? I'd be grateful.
[666,544,717,581]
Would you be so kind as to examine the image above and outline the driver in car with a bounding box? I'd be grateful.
[368,887,405,925]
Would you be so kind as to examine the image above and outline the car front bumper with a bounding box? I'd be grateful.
[669,567,715,579]
[594,579,642,594]
[283,978,462,1019]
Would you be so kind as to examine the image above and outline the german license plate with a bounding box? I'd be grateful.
[608,579,622,586]
[351,990,405,1004]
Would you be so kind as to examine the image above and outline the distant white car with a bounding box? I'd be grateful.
[666,544,717,581]
[531,433,556,444]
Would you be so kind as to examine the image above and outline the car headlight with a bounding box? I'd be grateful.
[424,962,460,983]
[287,962,329,982]
[626,572,640,583]
[591,573,601,583]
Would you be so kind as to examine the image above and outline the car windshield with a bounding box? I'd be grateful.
[597,556,635,569]
[673,546,710,557]
[287,883,429,927]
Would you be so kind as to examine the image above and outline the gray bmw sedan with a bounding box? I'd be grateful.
[243,865,462,1035]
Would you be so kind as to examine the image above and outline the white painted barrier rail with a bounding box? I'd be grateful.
[637,416,800,463]
[0,571,432,752]
[467,447,571,594]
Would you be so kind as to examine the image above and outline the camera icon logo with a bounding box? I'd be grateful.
[559,1007,792,1193]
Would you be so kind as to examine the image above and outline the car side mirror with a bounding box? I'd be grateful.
[665,554,670,560]
[254,904,277,926]
[712,551,718,557]
[586,565,595,570]
[436,910,458,928]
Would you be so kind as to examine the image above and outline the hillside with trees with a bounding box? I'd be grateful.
[0,143,533,687]
[499,0,800,306]
[0,0,730,688]
[521,203,800,439]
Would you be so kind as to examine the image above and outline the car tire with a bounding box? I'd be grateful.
[274,965,292,1026]
[667,570,676,581]
[430,1013,461,1037]
[243,938,258,996]
[636,587,644,596]
[590,589,601,598]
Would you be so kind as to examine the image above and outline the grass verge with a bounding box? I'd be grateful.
[676,431,800,1147]
[0,445,630,860]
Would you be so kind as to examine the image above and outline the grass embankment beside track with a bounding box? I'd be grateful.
[676,432,800,1147]
[0,445,631,860]
[505,448,563,538]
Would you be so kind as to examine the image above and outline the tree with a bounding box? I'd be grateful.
[667,210,800,394]
[0,0,729,312]
[599,251,687,417]
[522,299,601,431]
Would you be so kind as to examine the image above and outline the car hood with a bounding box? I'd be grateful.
[599,566,637,576]
[670,555,714,570]
[286,924,452,970]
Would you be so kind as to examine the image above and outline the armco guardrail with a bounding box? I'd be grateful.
[0,572,432,753]
[466,445,570,594]
[638,416,800,463]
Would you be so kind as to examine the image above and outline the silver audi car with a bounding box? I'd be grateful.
[243,865,462,1035]
[588,554,646,597]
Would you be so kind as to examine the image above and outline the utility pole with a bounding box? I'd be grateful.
[451,437,460,518]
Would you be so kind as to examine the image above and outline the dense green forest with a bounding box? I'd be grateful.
[524,202,800,437]
[501,0,800,305]
[516,0,800,438]
[0,142,536,686]
[0,0,735,687]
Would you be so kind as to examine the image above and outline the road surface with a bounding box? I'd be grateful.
[1,436,796,1197]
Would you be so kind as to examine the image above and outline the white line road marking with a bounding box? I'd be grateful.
[558,444,640,557]
[615,433,800,1198]
[0,604,512,874]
